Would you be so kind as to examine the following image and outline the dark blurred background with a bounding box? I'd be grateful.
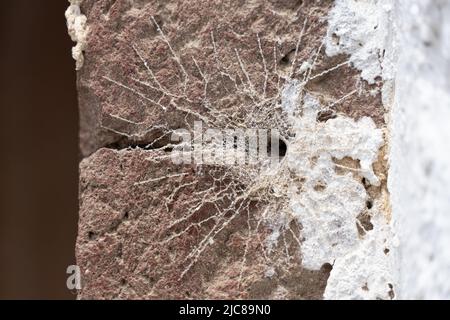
[0,1,78,299]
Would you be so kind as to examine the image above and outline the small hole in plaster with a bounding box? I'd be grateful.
[362,283,369,291]
[320,263,333,273]
[388,283,395,299]
[362,177,370,189]
[331,33,340,46]
[124,211,129,219]
[314,181,327,192]
[384,248,390,255]
[317,110,337,122]
[366,200,373,209]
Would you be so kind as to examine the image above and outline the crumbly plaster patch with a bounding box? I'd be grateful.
[287,95,382,269]
[325,0,393,85]
[324,212,396,299]
[66,0,88,70]
[276,79,394,299]
[279,0,397,299]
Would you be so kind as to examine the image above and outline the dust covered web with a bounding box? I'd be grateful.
[99,14,385,293]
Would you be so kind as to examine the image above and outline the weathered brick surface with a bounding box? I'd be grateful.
[76,0,384,156]
[74,0,387,299]
[78,149,330,299]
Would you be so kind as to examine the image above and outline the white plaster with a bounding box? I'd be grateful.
[324,211,395,299]
[275,78,392,299]
[389,0,450,300]
[65,0,88,70]
[279,0,450,300]
[289,0,399,299]
[325,0,393,84]
[285,92,384,266]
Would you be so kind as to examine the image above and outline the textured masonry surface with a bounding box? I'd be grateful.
[68,0,450,300]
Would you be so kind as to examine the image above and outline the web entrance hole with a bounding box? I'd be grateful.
[267,137,288,159]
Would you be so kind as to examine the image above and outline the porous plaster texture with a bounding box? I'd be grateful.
[389,0,450,300]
